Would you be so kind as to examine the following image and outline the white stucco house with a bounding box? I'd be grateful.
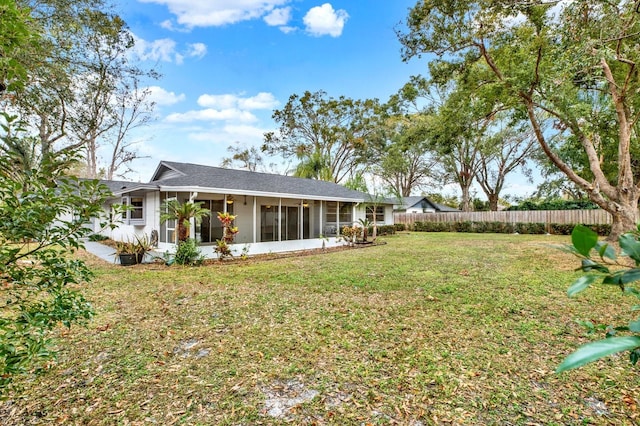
[95,161,395,258]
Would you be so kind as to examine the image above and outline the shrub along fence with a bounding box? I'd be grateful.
[394,210,613,236]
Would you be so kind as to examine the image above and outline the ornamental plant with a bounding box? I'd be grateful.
[557,225,640,373]
[215,212,238,260]
[340,225,360,246]
[160,199,210,242]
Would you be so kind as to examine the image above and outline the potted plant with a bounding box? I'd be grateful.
[114,235,153,265]
[115,240,137,266]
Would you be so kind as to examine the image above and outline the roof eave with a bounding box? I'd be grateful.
[157,185,367,203]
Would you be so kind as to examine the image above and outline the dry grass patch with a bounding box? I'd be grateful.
[1,233,638,425]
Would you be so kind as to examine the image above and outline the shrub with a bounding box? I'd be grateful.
[0,169,113,392]
[407,221,610,236]
[454,221,473,233]
[507,198,599,211]
[393,223,406,232]
[374,225,396,235]
[174,238,204,266]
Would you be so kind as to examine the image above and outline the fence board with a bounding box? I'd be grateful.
[394,209,612,227]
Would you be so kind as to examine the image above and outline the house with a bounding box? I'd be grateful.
[393,196,460,214]
[95,161,395,258]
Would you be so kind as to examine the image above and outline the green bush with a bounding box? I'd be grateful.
[454,221,473,233]
[174,238,204,266]
[393,223,406,232]
[507,199,599,211]
[374,225,396,236]
[408,221,610,236]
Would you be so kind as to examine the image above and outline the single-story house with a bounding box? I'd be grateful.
[94,161,395,258]
[393,196,460,213]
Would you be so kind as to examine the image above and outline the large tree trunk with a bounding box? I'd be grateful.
[488,193,499,211]
[609,204,639,242]
[460,184,472,212]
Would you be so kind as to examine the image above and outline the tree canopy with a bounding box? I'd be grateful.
[262,90,379,184]
[398,0,640,238]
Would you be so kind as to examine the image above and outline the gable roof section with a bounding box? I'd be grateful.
[394,195,460,212]
[100,180,158,196]
[142,161,376,202]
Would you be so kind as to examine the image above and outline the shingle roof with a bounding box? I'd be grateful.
[393,195,460,212]
[111,161,377,202]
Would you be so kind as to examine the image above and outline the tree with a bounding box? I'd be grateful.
[64,10,157,179]
[430,87,488,212]
[6,1,157,179]
[221,142,264,172]
[0,1,37,93]
[370,89,440,197]
[160,199,211,243]
[398,0,640,239]
[262,90,378,183]
[475,114,537,211]
[103,79,154,180]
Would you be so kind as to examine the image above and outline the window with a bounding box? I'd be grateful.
[326,201,337,223]
[339,202,352,224]
[366,206,385,223]
[122,195,145,225]
[130,197,143,220]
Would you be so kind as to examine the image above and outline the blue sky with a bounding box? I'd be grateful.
[113,0,538,197]
[111,1,422,179]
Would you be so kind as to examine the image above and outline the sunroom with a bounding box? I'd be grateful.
[99,161,395,258]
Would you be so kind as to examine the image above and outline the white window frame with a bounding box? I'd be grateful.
[122,195,145,225]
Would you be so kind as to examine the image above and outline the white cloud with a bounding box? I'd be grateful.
[166,108,258,123]
[139,0,290,28]
[223,124,269,140]
[189,124,267,144]
[303,3,348,37]
[132,36,178,62]
[130,33,207,64]
[279,26,297,34]
[264,7,291,26]
[197,92,279,110]
[146,86,186,106]
[187,42,207,59]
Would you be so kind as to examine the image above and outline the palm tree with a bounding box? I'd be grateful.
[160,199,210,243]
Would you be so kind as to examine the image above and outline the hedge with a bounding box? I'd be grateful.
[409,221,611,236]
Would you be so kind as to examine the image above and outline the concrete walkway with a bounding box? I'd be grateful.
[83,240,117,264]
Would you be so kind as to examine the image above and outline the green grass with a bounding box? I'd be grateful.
[2,233,639,425]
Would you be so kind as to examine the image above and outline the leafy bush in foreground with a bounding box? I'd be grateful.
[557,225,640,372]
[0,172,113,392]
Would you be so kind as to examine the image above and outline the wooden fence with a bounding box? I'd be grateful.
[394,209,612,227]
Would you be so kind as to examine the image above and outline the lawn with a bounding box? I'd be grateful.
[2,233,638,425]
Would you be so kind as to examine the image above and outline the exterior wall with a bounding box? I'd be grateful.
[383,204,395,223]
[194,236,346,258]
[101,190,395,258]
[100,192,161,242]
